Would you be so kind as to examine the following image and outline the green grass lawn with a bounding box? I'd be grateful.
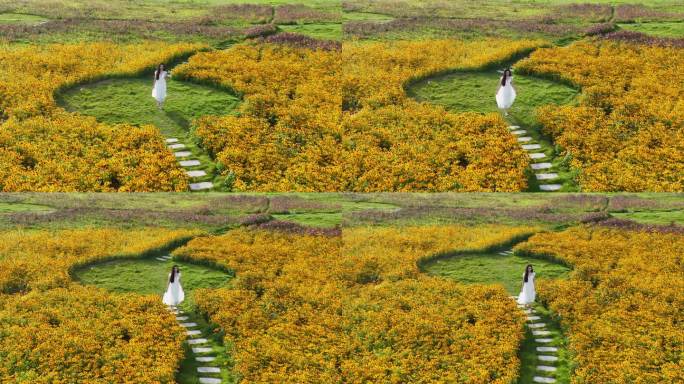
[279,22,342,40]
[58,77,240,136]
[423,251,570,295]
[619,21,684,38]
[612,209,684,225]
[409,69,579,192]
[74,257,232,306]
[0,12,47,24]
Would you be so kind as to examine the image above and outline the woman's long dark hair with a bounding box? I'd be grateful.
[524,264,534,283]
[501,68,512,86]
[169,265,179,283]
[155,64,164,80]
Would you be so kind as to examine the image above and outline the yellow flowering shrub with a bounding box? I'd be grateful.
[175,39,544,192]
[173,225,538,383]
[515,227,684,383]
[516,40,684,191]
[0,228,200,382]
[0,286,184,383]
[0,42,205,191]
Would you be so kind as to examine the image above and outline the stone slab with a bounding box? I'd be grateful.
[536,173,559,180]
[199,378,222,384]
[527,316,541,321]
[508,125,521,129]
[537,365,558,372]
[529,153,546,159]
[522,144,542,150]
[181,322,198,328]
[155,257,166,261]
[538,355,559,362]
[196,356,217,362]
[188,338,208,345]
[197,367,221,374]
[166,138,179,143]
[174,151,192,158]
[511,130,526,135]
[180,160,201,167]
[539,184,562,191]
[537,346,559,353]
[528,323,546,328]
[517,136,532,142]
[535,338,553,343]
[193,347,213,353]
[532,330,551,336]
[199,378,221,384]
[186,170,207,178]
[186,330,202,336]
[190,182,213,191]
[168,143,186,150]
[533,377,556,383]
[531,162,552,170]
[176,316,189,321]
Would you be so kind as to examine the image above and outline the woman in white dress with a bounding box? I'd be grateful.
[163,265,185,307]
[517,264,536,305]
[496,68,516,116]
[152,64,169,110]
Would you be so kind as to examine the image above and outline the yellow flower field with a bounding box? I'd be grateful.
[0,228,200,382]
[517,40,684,192]
[173,225,538,383]
[515,226,684,383]
[0,42,204,191]
[175,39,544,192]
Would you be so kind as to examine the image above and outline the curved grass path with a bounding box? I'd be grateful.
[423,244,573,383]
[74,248,236,384]
[57,65,241,192]
[408,65,580,192]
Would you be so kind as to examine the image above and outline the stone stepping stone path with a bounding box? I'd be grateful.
[536,173,558,180]
[505,268,568,384]
[165,305,224,384]
[509,125,564,192]
[166,138,215,192]
[180,160,201,167]
[521,144,542,150]
[174,151,192,158]
[540,184,562,191]
[531,162,552,170]
[190,182,214,191]
[186,170,207,178]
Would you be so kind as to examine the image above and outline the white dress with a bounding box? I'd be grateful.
[496,76,516,109]
[517,271,535,305]
[152,70,168,103]
[162,272,184,306]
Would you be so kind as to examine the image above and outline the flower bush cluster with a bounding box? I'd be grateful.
[515,226,684,383]
[0,228,199,382]
[174,39,543,192]
[0,42,203,191]
[516,40,684,191]
[173,225,537,383]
